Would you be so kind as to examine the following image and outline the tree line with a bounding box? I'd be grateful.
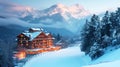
[81,8,120,60]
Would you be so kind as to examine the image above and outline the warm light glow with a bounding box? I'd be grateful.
[25,46,61,54]
[20,35,23,37]
[15,51,26,60]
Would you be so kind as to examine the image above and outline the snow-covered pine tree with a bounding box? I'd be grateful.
[88,14,104,59]
[115,8,120,37]
[111,8,120,46]
[81,20,90,53]
[101,11,111,36]
[115,8,120,28]
[81,19,95,54]
[110,12,117,29]
[89,43,104,60]
[101,11,112,48]
[81,14,101,55]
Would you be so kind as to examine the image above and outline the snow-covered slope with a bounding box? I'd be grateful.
[22,45,120,67]
[23,47,91,67]
[83,47,120,67]
[83,60,120,67]
[90,47,120,64]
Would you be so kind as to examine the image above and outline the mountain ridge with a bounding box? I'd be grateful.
[19,3,90,23]
[0,3,90,36]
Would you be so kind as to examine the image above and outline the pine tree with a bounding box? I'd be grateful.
[111,8,120,46]
[81,20,94,54]
[101,11,112,48]
[89,43,104,60]
[115,8,120,35]
[110,12,117,29]
[101,11,111,36]
[81,14,100,54]
[88,14,104,59]
[56,34,61,41]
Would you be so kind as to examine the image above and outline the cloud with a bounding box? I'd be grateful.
[0,0,15,7]
[0,17,62,28]
[0,0,33,18]
[0,17,27,26]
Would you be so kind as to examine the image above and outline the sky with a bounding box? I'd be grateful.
[10,0,120,13]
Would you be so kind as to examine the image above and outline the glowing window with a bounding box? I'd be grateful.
[20,35,23,37]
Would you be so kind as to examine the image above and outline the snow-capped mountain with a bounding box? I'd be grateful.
[0,3,90,36]
[21,3,90,23]
[40,4,89,19]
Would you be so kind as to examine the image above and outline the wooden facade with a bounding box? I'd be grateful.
[17,28,54,49]
[17,33,30,48]
[30,32,53,49]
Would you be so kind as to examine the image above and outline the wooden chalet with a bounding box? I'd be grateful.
[17,28,54,49]
[15,28,61,60]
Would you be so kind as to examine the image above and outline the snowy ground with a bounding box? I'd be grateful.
[23,47,91,67]
[23,46,120,67]
[83,60,120,67]
[91,47,120,64]
[83,47,120,67]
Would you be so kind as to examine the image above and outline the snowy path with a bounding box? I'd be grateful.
[23,47,91,67]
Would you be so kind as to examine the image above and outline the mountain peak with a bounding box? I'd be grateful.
[70,4,84,10]
[56,3,65,7]
[50,3,67,9]
[74,4,82,7]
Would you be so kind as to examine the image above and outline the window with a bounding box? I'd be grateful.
[26,41,28,43]
[24,38,26,40]
[26,44,28,46]
[20,35,23,37]
[20,41,22,43]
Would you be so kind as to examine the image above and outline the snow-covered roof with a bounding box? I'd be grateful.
[30,28,43,31]
[45,33,50,36]
[23,31,42,41]
[21,28,53,41]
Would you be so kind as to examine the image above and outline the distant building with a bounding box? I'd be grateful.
[17,28,54,49]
